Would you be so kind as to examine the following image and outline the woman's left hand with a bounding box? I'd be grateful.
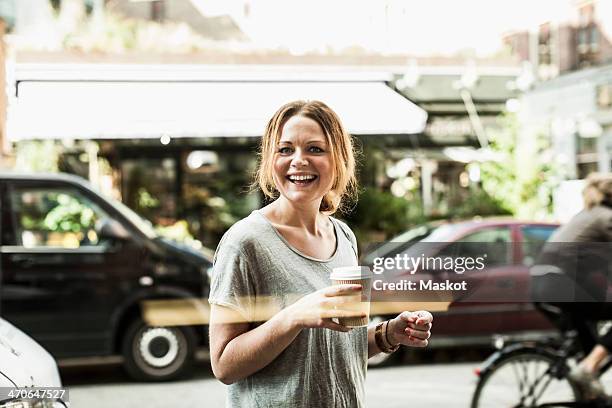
[387,311,433,347]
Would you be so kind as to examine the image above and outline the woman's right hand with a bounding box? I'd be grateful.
[284,284,364,332]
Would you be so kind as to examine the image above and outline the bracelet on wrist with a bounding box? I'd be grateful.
[375,321,399,354]
[384,320,400,353]
[374,322,389,353]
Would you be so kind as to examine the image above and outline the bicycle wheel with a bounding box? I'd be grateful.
[471,350,582,408]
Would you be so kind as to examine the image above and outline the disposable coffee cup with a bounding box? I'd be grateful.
[330,266,373,327]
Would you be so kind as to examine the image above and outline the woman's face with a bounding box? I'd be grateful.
[272,115,335,207]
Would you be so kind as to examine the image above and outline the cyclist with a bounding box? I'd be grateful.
[531,172,612,399]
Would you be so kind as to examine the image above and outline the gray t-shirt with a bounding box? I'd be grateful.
[208,210,367,408]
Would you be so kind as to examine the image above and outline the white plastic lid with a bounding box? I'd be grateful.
[330,266,372,280]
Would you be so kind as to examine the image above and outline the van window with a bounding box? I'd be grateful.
[8,187,110,248]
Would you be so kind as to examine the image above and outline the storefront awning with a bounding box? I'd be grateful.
[7,80,427,141]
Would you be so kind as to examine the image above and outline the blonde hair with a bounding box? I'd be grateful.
[583,172,612,209]
[255,100,357,215]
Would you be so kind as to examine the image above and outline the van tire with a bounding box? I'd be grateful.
[121,318,196,382]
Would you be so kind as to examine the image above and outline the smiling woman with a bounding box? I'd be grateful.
[207,100,433,408]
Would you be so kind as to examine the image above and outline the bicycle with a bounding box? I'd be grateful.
[471,303,612,408]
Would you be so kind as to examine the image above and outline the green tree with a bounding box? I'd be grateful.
[479,113,565,219]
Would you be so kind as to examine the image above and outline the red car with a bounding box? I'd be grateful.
[364,218,559,366]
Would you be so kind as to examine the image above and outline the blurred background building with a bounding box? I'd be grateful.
[502,0,612,220]
[0,0,610,246]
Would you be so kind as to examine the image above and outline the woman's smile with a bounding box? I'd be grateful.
[286,173,319,186]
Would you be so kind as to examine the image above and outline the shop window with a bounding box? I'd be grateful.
[122,158,177,226]
[182,151,260,247]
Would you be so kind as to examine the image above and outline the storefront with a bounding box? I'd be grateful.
[7,63,428,245]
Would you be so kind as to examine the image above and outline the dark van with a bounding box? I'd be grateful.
[0,172,212,381]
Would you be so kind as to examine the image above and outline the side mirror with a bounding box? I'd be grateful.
[96,218,130,241]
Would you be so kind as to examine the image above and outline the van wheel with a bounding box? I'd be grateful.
[122,318,196,381]
[367,316,400,368]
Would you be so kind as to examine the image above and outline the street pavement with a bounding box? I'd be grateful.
[63,359,481,407]
[62,357,612,407]
[366,363,478,407]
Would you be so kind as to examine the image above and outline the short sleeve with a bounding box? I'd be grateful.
[208,242,256,322]
[336,219,359,260]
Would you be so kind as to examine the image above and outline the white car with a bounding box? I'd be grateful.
[0,318,67,407]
